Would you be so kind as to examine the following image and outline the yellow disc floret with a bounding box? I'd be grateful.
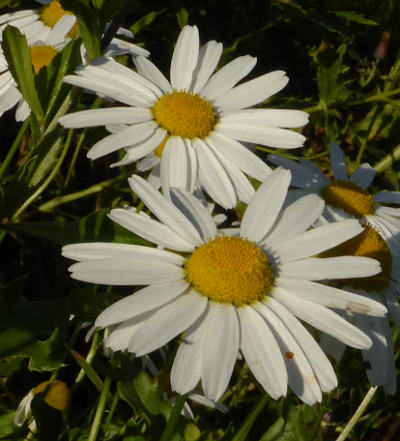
[40,0,78,39]
[321,224,392,290]
[33,380,70,413]
[152,91,217,139]
[321,180,375,218]
[185,236,274,306]
[30,45,59,75]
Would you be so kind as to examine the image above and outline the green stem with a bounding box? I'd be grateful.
[0,118,30,183]
[73,329,101,391]
[87,357,116,441]
[11,129,73,222]
[39,175,125,212]
[373,143,400,172]
[159,394,186,441]
[335,386,377,441]
[232,394,269,441]
[355,104,380,166]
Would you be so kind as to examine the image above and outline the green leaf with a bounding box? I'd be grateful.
[61,0,102,60]
[0,0,20,9]
[260,417,285,441]
[184,423,201,441]
[0,358,23,377]
[130,10,166,35]
[176,7,189,28]
[0,412,19,439]
[2,210,151,246]
[71,349,103,391]
[1,26,44,122]
[333,11,378,26]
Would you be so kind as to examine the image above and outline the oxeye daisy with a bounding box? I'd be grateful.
[0,1,149,57]
[319,224,400,394]
[0,15,72,121]
[269,142,400,251]
[62,169,386,404]
[58,25,308,209]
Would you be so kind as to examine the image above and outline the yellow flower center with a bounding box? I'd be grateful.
[39,0,78,39]
[33,380,70,413]
[152,91,217,139]
[185,236,274,306]
[30,45,59,75]
[321,224,392,290]
[320,180,375,218]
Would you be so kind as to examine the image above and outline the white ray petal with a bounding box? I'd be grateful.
[220,109,309,129]
[201,302,239,401]
[241,168,291,242]
[134,56,172,93]
[238,305,287,398]
[95,279,190,327]
[349,163,376,190]
[128,290,207,356]
[191,40,223,93]
[330,142,348,181]
[170,25,199,90]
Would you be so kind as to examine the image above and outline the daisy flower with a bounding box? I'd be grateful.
[0,15,72,121]
[62,169,386,404]
[269,143,400,393]
[0,1,149,57]
[58,25,309,209]
[14,380,70,431]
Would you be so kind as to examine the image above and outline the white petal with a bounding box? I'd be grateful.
[15,98,31,122]
[206,137,255,204]
[171,314,208,394]
[170,25,199,90]
[128,175,201,246]
[160,137,196,195]
[214,71,289,110]
[110,128,166,168]
[137,154,160,172]
[279,256,381,280]
[105,316,147,351]
[87,122,156,160]
[62,242,184,265]
[134,56,172,93]
[277,278,387,317]
[105,38,150,58]
[220,109,309,129]
[263,194,324,248]
[330,142,348,181]
[216,124,306,149]
[267,155,328,190]
[254,303,322,404]
[108,208,195,252]
[69,257,184,285]
[58,107,152,128]
[191,40,223,93]
[0,86,21,113]
[14,390,34,427]
[46,13,75,46]
[374,191,400,204]
[241,168,291,242]
[267,297,337,392]
[95,279,190,327]
[238,305,287,399]
[349,163,376,190]
[170,188,217,241]
[201,302,239,401]
[208,132,271,181]
[271,286,372,349]
[194,138,237,209]
[273,219,363,262]
[128,290,208,356]
[200,55,256,100]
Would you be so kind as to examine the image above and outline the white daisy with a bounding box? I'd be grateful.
[318,224,400,394]
[58,25,309,209]
[0,14,72,121]
[0,1,149,57]
[62,169,386,404]
[269,143,400,393]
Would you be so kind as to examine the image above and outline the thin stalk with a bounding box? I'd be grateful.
[159,394,186,441]
[87,357,116,441]
[373,143,400,172]
[335,386,378,441]
[101,0,131,53]
[0,118,30,183]
[232,394,269,441]
[39,175,125,212]
[355,103,380,166]
[11,129,73,221]
[73,329,101,391]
